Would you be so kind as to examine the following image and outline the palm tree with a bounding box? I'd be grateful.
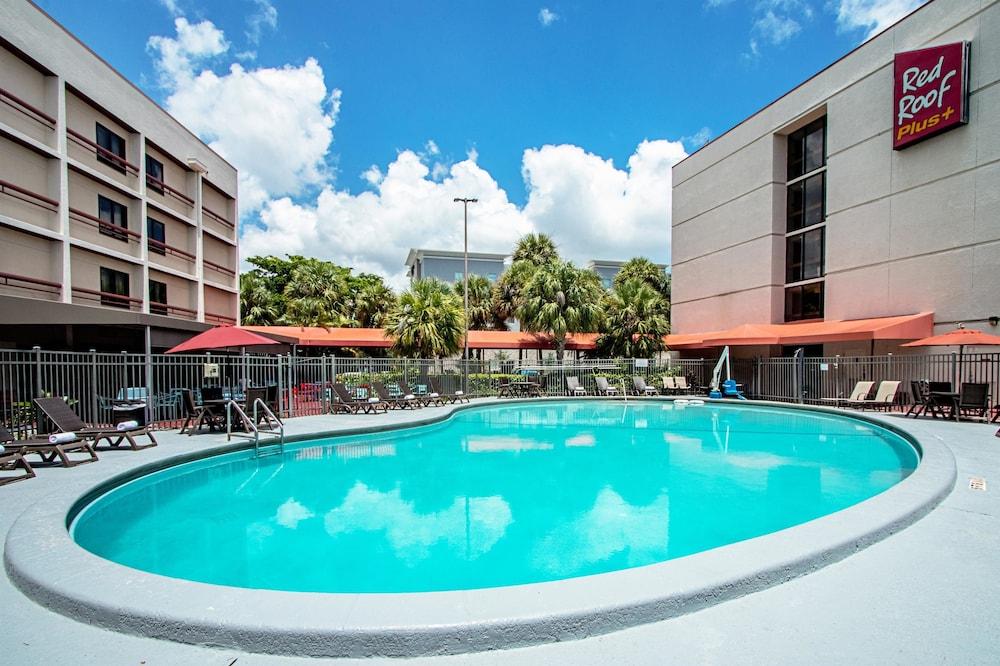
[597,278,670,358]
[454,274,496,330]
[239,270,280,325]
[349,273,396,328]
[613,257,671,306]
[518,260,605,360]
[281,260,350,327]
[512,233,558,267]
[386,278,464,358]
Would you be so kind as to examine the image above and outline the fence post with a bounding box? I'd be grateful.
[950,351,958,388]
[320,354,328,414]
[32,345,42,397]
[144,326,154,427]
[277,354,285,418]
[795,348,805,403]
[90,349,98,423]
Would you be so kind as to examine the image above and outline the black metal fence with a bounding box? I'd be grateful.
[1,347,997,437]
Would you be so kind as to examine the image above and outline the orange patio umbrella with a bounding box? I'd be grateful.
[902,327,1000,383]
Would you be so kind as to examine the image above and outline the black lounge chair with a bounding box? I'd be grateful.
[398,380,444,407]
[429,376,469,403]
[332,383,388,414]
[0,425,97,469]
[372,381,421,410]
[0,427,36,485]
[34,397,157,450]
[632,376,658,396]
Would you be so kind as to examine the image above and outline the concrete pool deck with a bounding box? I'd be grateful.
[1,398,998,663]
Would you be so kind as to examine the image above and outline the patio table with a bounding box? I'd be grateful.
[927,391,960,421]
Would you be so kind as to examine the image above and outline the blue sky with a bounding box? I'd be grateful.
[37,0,926,285]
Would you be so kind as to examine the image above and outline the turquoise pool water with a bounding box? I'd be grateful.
[71,401,918,593]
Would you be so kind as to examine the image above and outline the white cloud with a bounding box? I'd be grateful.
[682,126,712,150]
[538,8,559,26]
[835,0,926,39]
[147,18,229,86]
[246,0,278,45]
[754,9,801,44]
[158,0,182,17]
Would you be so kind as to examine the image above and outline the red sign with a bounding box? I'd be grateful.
[893,42,969,150]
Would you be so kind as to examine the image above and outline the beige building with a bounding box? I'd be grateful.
[671,0,999,357]
[0,0,238,351]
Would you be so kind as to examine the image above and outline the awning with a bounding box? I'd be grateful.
[667,312,934,349]
[242,326,601,350]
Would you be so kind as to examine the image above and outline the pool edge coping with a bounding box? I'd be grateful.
[3,398,957,658]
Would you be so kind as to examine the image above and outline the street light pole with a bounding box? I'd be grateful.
[454,197,477,392]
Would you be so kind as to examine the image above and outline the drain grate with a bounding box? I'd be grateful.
[969,477,987,491]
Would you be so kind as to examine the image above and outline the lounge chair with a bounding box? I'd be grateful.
[595,377,620,396]
[661,376,677,395]
[430,377,469,403]
[675,376,695,395]
[956,382,990,421]
[372,381,421,410]
[179,389,224,435]
[565,376,587,396]
[844,381,900,411]
[632,376,658,396]
[0,427,36,485]
[34,397,157,450]
[0,425,97,469]
[398,380,444,407]
[331,383,388,414]
[821,380,874,408]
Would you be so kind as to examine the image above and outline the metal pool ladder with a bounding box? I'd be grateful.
[226,398,285,458]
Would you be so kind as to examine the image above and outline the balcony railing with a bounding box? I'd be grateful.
[146,174,195,207]
[202,205,234,229]
[205,311,237,325]
[147,238,196,262]
[0,86,56,129]
[71,286,143,311]
[203,259,236,278]
[0,179,59,211]
[69,207,141,243]
[0,271,62,298]
[66,128,139,177]
[150,302,198,320]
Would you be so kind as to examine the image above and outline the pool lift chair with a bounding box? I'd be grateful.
[708,346,747,400]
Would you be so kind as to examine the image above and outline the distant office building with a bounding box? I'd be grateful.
[587,259,668,289]
[404,249,507,284]
[0,0,239,351]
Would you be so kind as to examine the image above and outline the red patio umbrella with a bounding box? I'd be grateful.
[165,326,281,354]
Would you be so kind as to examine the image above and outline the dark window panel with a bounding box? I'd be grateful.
[786,117,826,180]
[147,217,166,255]
[149,280,168,315]
[95,123,126,173]
[784,282,825,322]
[146,155,165,194]
[98,195,128,241]
[99,266,130,308]
[786,172,825,232]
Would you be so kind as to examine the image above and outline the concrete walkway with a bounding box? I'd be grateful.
[2,401,998,664]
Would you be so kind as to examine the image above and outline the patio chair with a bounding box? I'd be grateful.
[661,376,676,395]
[34,397,157,450]
[0,425,97,469]
[372,381,421,410]
[0,427,36,485]
[674,376,694,395]
[829,380,875,408]
[332,383,388,414]
[632,376,658,396]
[201,386,224,402]
[595,377,620,396]
[905,380,929,418]
[844,381,900,411]
[565,376,587,396]
[399,380,444,407]
[429,377,469,403]
[179,389,224,435]
[956,383,990,421]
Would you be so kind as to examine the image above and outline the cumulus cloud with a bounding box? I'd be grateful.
[835,0,926,39]
[538,8,559,26]
[682,126,713,150]
[754,9,801,44]
[149,19,340,212]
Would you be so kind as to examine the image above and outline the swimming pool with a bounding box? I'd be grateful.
[71,400,918,594]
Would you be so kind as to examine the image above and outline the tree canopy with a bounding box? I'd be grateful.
[518,259,605,360]
[597,278,670,358]
[385,278,464,358]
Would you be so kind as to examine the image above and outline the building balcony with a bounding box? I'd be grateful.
[0,270,62,301]
[66,127,139,189]
[0,84,56,145]
[71,285,143,311]
[0,177,59,231]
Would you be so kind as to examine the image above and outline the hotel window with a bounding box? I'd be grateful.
[99,267,130,308]
[98,195,128,241]
[784,116,826,322]
[95,123,126,172]
[146,155,165,194]
[149,280,168,315]
[147,218,166,254]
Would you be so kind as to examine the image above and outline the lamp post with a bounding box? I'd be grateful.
[454,197,477,392]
